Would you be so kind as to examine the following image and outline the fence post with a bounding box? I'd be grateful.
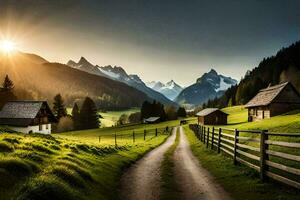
[201,126,204,142]
[217,128,222,153]
[199,125,202,140]
[133,131,135,143]
[203,127,206,144]
[260,130,268,182]
[115,133,117,147]
[211,127,215,150]
[99,136,101,143]
[206,128,210,148]
[197,125,200,140]
[144,129,146,141]
[155,128,158,137]
[233,129,239,165]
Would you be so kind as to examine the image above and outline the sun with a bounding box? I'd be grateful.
[1,40,16,53]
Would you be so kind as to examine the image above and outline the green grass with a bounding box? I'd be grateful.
[0,120,179,200]
[160,130,181,200]
[184,126,300,200]
[222,105,248,124]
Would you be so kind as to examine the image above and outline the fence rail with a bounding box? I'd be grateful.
[189,124,300,190]
[98,126,173,146]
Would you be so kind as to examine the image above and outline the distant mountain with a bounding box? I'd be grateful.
[146,80,183,100]
[175,69,237,107]
[67,58,175,106]
[201,41,300,109]
[0,52,150,110]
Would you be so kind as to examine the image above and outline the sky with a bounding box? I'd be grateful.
[0,0,299,87]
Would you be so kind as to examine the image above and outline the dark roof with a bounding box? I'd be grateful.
[245,82,291,108]
[0,101,56,126]
[196,108,228,117]
[145,117,160,122]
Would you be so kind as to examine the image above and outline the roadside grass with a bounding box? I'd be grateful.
[0,120,176,200]
[184,126,300,200]
[160,129,181,200]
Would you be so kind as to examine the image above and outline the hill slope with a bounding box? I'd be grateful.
[0,52,150,109]
[67,58,175,106]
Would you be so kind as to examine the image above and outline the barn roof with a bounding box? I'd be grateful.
[244,82,290,108]
[0,101,56,126]
[196,108,228,117]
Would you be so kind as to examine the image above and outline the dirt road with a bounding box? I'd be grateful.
[173,126,231,200]
[119,127,177,200]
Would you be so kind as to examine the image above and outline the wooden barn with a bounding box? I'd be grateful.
[0,101,57,134]
[245,82,300,122]
[196,108,228,125]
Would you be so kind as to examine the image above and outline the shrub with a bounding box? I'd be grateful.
[0,142,14,152]
[56,116,74,133]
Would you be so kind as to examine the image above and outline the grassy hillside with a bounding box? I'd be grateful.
[67,108,140,128]
[0,120,179,200]
[220,106,300,133]
[98,108,140,127]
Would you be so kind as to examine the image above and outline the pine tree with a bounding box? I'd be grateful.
[0,75,17,109]
[2,75,14,91]
[53,94,67,120]
[72,103,81,130]
[177,107,187,117]
[79,97,100,129]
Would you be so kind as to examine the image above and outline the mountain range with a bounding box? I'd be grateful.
[0,52,150,110]
[67,58,175,106]
[146,80,183,100]
[175,69,237,107]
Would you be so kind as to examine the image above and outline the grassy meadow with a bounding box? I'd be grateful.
[0,119,180,200]
[67,108,139,128]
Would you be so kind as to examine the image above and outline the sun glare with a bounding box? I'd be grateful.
[1,40,16,53]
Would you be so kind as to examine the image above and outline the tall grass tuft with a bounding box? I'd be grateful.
[0,142,14,152]
[16,175,82,200]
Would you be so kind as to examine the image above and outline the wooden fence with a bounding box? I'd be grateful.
[189,124,300,190]
[98,126,172,146]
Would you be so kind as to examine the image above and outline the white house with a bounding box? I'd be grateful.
[0,101,57,134]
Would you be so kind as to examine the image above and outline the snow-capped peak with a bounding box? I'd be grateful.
[146,80,183,100]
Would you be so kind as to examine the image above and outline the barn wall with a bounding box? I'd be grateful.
[198,112,227,125]
[8,124,51,134]
[248,106,270,122]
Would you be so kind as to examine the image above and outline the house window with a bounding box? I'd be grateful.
[255,109,258,116]
[39,124,43,131]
